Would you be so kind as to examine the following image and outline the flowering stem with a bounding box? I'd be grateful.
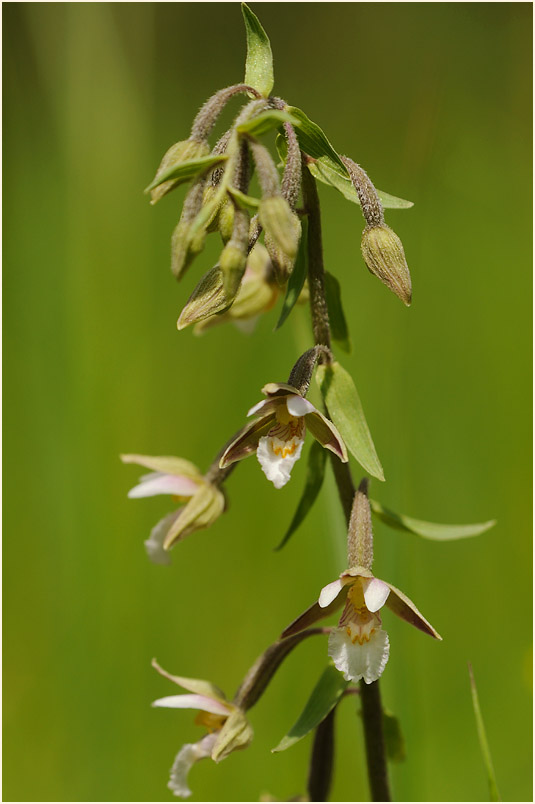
[307,707,336,802]
[301,163,331,353]
[303,164,391,802]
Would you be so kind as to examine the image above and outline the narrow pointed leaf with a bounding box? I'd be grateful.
[144,154,228,193]
[324,272,351,352]
[272,665,348,753]
[308,159,413,210]
[383,710,406,762]
[276,440,327,550]
[242,3,274,98]
[316,362,384,481]
[237,109,298,137]
[286,106,346,174]
[275,218,308,329]
[370,499,496,541]
[468,663,501,801]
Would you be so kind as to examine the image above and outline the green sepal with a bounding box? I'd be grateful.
[383,709,406,763]
[242,3,274,98]
[324,271,351,353]
[468,663,501,801]
[370,499,496,541]
[272,664,348,753]
[275,440,327,551]
[237,109,298,137]
[227,186,260,212]
[275,217,308,329]
[151,659,228,703]
[316,362,384,481]
[212,708,254,763]
[308,159,413,210]
[144,154,228,194]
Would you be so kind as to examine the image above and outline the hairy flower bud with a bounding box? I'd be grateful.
[361,224,412,306]
[149,139,209,204]
[260,197,301,285]
[177,266,228,330]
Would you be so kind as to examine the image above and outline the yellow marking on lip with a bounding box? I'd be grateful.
[272,442,299,458]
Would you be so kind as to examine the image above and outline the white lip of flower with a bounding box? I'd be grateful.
[280,566,442,684]
[324,576,391,684]
[219,383,348,489]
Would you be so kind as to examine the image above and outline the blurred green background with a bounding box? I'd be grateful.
[3,3,532,802]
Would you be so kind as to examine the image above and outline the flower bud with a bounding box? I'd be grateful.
[149,139,209,204]
[194,243,278,334]
[177,266,229,330]
[220,241,248,298]
[260,197,301,285]
[361,224,412,306]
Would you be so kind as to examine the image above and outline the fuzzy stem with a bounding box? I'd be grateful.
[307,707,336,802]
[304,166,391,802]
[301,162,331,352]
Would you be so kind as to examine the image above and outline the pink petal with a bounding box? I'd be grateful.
[286,395,316,417]
[128,473,199,499]
[319,579,344,608]
[362,578,390,612]
[151,694,230,716]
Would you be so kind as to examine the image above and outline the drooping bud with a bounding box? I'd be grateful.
[177,265,228,330]
[361,224,412,306]
[149,139,209,204]
[347,479,373,570]
[171,177,208,280]
[220,205,250,298]
[288,346,330,397]
[260,197,301,285]
[193,243,278,335]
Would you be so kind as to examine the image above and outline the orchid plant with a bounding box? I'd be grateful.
[122,5,495,800]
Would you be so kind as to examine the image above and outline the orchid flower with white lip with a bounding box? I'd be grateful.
[151,659,253,799]
[219,382,347,489]
[121,454,225,563]
[282,565,441,685]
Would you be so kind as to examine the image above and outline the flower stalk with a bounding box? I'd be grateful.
[302,162,391,801]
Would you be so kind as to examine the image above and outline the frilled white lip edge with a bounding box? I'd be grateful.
[328,628,390,684]
[257,435,304,489]
[168,732,218,798]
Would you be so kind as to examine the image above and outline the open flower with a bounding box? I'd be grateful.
[219,383,347,489]
[121,454,225,563]
[282,565,441,684]
[151,660,253,798]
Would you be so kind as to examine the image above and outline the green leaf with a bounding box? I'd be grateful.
[308,159,413,210]
[237,109,298,137]
[316,361,384,481]
[324,272,351,353]
[370,499,496,541]
[275,217,308,329]
[377,189,414,210]
[272,665,348,753]
[468,663,501,801]
[285,106,347,175]
[383,710,406,763]
[242,3,274,98]
[227,186,260,211]
[275,440,327,551]
[144,154,228,193]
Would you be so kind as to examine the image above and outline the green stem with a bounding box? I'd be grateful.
[303,166,391,802]
[307,707,336,802]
